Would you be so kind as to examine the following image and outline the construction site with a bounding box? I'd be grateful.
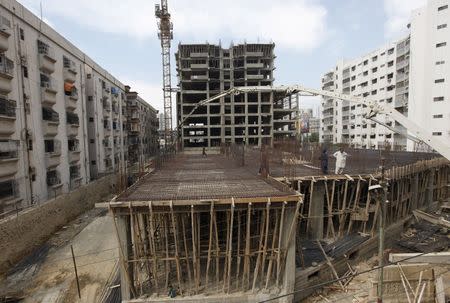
[0,0,450,303]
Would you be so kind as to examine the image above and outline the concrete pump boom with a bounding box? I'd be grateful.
[177,85,450,161]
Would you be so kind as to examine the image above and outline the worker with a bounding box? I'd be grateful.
[333,147,349,174]
[319,148,329,174]
[168,284,177,298]
[202,147,207,157]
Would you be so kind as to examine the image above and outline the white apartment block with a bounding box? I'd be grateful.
[0,0,157,215]
[320,37,410,150]
[320,0,450,152]
[409,0,450,150]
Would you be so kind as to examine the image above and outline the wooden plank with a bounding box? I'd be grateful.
[252,207,267,292]
[413,209,450,228]
[190,206,199,293]
[265,209,279,289]
[235,209,242,282]
[147,202,159,290]
[163,215,169,290]
[180,214,192,291]
[317,241,345,291]
[260,198,271,284]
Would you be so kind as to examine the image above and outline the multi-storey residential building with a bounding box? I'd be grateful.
[175,43,297,149]
[0,0,157,215]
[320,38,410,150]
[125,86,159,166]
[409,0,450,151]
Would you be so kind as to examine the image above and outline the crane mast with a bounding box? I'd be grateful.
[155,0,173,148]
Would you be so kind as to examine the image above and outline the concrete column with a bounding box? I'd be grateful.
[117,215,133,300]
[281,208,297,303]
[411,174,419,210]
[426,169,435,207]
[307,182,325,240]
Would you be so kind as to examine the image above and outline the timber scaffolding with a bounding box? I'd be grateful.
[98,142,450,302]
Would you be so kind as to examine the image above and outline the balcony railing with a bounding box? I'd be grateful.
[0,97,15,117]
[0,54,13,77]
[38,40,56,62]
[0,140,18,159]
[42,107,59,122]
[66,112,79,125]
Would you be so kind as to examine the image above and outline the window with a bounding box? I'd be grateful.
[371,90,377,95]
[434,96,444,101]
[91,160,96,165]
[363,71,368,76]
[433,114,443,118]
[22,66,28,78]
[380,52,385,56]
[388,48,394,55]
[87,74,92,79]
[436,60,445,65]
[372,67,378,73]
[432,132,442,136]
[19,28,24,40]
[438,4,448,11]
[88,96,93,101]
[351,66,356,71]
[387,60,394,67]
[351,75,356,80]
[435,78,445,83]
[372,56,378,62]
[89,117,94,122]
[437,24,447,29]
[90,139,95,143]
[372,78,377,84]
[363,60,368,66]
[436,42,447,48]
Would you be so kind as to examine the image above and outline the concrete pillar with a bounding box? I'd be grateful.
[307,182,325,240]
[281,209,297,303]
[426,169,435,207]
[117,215,133,300]
[411,174,419,210]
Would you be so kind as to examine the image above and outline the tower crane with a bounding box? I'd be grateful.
[155,0,173,148]
[177,85,450,161]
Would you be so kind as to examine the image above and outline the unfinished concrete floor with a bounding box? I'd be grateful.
[0,208,118,302]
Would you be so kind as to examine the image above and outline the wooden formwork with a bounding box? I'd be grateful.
[101,195,302,299]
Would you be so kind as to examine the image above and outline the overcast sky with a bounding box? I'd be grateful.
[20,0,427,115]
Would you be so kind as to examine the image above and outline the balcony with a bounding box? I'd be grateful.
[0,54,13,94]
[190,75,208,81]
[69,150,80,163]
[42,107,59,136]
[247,63,264,69]
[190,52,208,58]
[41,76,58,106]
[0,17,12,52]
[0,140,19,178]
[0,98,15,136]
[191,63,208,69]
[246,51,264,57]
[246,74,264,80]
[63,56,77,83]
[66,112,79,137]
[38,40,56,74]
[44,140,61,168]
[46,170,61,188]
[396,59,409,70]
[396,72,409,83]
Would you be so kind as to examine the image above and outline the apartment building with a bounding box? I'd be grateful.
[0,0,156,215]
[319,37,410,150]
[175,43,297,149]
[125,86,159,166]
[409,0,450,150]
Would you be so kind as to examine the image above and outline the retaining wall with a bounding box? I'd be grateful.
[0,175,115,273]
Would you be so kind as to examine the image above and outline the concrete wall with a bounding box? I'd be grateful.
[0,174,115,273]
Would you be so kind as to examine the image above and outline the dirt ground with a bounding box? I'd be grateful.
[0,208,118,302]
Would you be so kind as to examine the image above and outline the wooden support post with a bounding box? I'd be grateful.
[169,201,182,294]
[265,209,279,289]
[261,198,271,283]
[347,178,361,234]
[213,211,220,289]
[147,202,159,290]
[235,209,242,282]
[190,205,199,293]
[317,240,345,291]
[163,215,169,290]
[226,198,235,292]
[243,202,252,290]
[205,202,214,288]
[252,207,266,292]
[181,214,192,291]
[338,180,349,237]
[276,201,286,287]
[223,212,230,290]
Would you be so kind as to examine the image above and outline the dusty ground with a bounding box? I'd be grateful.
[0,208,118,302]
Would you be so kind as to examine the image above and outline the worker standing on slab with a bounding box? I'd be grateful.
[333,147,349,174]
[319,148,329,174]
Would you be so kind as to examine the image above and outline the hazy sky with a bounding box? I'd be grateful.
[20,0,427,114]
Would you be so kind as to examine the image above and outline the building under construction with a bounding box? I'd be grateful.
[175,43,299,149]
[100,144,449,302]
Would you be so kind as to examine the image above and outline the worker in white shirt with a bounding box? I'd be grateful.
[333,147,349,174]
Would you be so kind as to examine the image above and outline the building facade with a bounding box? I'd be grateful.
[125,86,159,167]
[0,0,156,215]
[409,0,450,151]
[175,43,297,149]
[319,38,410,150]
